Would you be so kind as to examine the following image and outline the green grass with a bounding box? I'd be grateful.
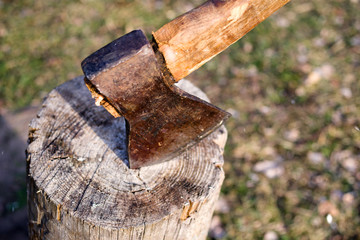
[1,0,360,239]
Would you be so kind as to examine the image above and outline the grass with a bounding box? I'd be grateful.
[1,0,360,239]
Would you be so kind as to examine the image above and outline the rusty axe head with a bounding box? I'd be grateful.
[81,0,290,168]
[82,30,229,169]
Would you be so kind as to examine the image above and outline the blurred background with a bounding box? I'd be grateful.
[0,0,359,239]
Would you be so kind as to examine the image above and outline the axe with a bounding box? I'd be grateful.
[81,0,290,168]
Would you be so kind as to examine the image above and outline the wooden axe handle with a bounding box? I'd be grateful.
[153,0,290,81]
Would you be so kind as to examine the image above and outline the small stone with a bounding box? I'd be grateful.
[307,152,325,164]
[304,71,321,86]
[276,16,290,28]
[319,64,335,80]
[343,192,355,206]
[304,64,334,86]
[326,214,333,224]
[264,231,278,240]
[295,86,306,96]
[340,88,352,99]
[342,157,358,172]
[311,216,322,227]
[243,42,253,53]
[254,160,284,179]
[332,150,358,172]
[284,129,300,142]
[259,106,271,115]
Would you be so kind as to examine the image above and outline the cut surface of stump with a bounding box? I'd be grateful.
[27,76,227,239]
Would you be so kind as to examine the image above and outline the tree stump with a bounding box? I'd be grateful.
[27,76,227,240]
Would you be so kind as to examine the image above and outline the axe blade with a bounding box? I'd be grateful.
[82,30,230,168]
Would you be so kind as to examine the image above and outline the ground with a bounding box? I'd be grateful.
[0,0,360,239]
[0,107,39,239]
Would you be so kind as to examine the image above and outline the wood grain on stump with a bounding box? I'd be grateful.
[27,76,227,240]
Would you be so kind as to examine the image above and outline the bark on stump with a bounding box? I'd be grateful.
[27,76,227,240]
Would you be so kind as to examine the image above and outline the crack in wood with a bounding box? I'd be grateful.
[74,160,103,212]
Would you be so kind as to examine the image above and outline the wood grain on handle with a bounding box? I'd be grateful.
[153,0,290,81]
